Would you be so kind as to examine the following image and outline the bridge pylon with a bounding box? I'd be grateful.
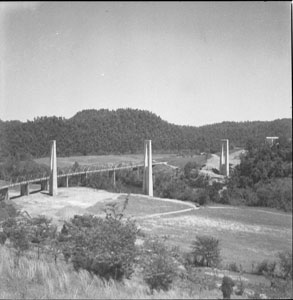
[143,140,153,196]
[219,139,229,176]
[49,140,58,196]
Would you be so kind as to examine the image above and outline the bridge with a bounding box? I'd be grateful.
[0,140,159,201]
[0,138,232,201]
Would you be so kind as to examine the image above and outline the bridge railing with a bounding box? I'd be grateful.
[0,161,166,190]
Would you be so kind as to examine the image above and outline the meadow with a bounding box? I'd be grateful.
[2,187,292,299]
[3,149,291,298]
[34,153,207,169]
[105,195,292,273]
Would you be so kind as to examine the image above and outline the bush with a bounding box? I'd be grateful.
[207,182,223,203]
[2,214,59,260]
[0,201,17,222]
[184,161,199,180]
[86,172,113,190]
[2,217,31,257]
[227,262,239,273]
[221,276,235,299]
[278,251,292,279]
[189,235,221,268]
[219,188,230,204]
[139,237,180,292]
[256,179,292,212]
[62,203,138,281]
[0,231,7,244]
[254,259,277,276]
[197,189,210,206]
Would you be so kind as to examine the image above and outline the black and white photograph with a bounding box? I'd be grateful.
[0,1,292,299]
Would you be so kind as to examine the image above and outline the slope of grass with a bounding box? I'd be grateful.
[86,194,193,217]
[138,206,292,272]
[34,153,207,170]
[0,246,220,299]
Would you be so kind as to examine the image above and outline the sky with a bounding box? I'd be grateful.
[0,1,291,126]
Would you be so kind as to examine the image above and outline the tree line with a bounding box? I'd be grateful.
[0,108,291,160]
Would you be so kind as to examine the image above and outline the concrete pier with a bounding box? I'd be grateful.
[113,169,116,187]
[0,187,9,201]
[20,183,29,196]
[143,140,153,196]
[41,180,49,191]
[65,176,69,188]
[219,139,229,176]
[49,140,58,196]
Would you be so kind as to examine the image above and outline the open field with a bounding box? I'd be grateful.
[89,193,291,272]
[9,188,195,228]
[9,187,292,274]
[86,194,194,218]
[138,206,292,272]
[34,153,207,169]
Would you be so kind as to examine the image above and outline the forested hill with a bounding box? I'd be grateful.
[0,108,291,159]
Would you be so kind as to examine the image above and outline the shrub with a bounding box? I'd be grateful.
[227,262,239,273]
[86,172,113,190]
[207,182,223,203]
[2,217,31,257]
[139,237,180,292]
[254,259,277,276]
[221,276,235,299]
[184,161,199,180]
[0,201,17,222]
[62,201,138,281]
[0,231,7,244]
[219,188,230,204]
[181,187,198,202]
[197,189,210,206]
[2,214,59,261]
[189,235,221,267]
[278,251,292,279]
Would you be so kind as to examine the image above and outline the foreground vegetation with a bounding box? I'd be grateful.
[0,199,292,299]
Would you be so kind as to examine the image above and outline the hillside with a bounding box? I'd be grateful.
[0,108,291,160]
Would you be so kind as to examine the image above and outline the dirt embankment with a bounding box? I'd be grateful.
[9,187,197,227]
[10,188,121,227]
[199,149,245,181]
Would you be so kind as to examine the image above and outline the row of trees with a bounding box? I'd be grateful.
[0,109,291,160]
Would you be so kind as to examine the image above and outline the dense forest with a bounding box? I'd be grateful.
[0,108,291,160]
[225,141,292,211]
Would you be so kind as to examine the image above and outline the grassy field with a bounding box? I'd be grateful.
[9,187,292,274]
[86,194,193,218]
[78,192,292,273]
[2,188,292,299]
[34,153,207,169]
[136,205,292,272]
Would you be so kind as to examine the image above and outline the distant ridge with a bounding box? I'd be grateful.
[0,108,291,159]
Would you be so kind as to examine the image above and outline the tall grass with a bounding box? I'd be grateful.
[0,246,208,299]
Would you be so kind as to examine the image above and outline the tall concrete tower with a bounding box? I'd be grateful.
[219,139,229,176]
[49,140,58,196]
[143,140,153,196]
